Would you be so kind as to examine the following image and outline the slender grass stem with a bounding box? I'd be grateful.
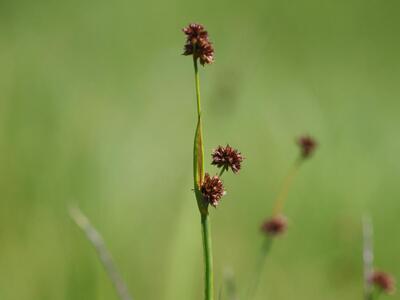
[69,206,133,300]
[223,269,238,300]
[272,160,301,215]
[193,57,204,191]
[369,289,381,300]
[194,56,202,118]
[247,238,273,300]
[363,215,374,300]
[192,56,214,300]
[201,214,214,300]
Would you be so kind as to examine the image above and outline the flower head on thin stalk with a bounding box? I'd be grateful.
[297,135,317,159]
[261,215,288,237]
[182,23,214,66]
[201,173,226,207]
[211,145,244,174]
[369,271,396,295]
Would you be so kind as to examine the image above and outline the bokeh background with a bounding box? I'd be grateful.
[1,0,399,299]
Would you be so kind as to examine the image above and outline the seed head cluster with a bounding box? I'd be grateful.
[182,23,214,66]
[211,145,244,174]
[298,136,317,159]
[201,173,225,207]
[369,271,396,294]
[261,215,287,236]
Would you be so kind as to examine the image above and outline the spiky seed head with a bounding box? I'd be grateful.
[201,173,225,207]
[261,215,288,237]
[369,271,396,294]
[211,145,244,174]
[297,135,317,159]
[182,23,215,66]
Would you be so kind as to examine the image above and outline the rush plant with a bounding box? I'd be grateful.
[248,135,317,299]
[69,23,397,300]
[182,23,244,300]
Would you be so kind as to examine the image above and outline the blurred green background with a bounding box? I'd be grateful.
[1,0,399,299]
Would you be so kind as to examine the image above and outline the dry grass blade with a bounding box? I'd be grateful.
[69,206,133,300]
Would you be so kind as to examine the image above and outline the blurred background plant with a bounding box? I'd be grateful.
[0,0,399,299]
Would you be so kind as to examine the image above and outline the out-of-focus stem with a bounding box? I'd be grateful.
[222,268,238,300]
[69,206,133,300]
[363,215,374,300]
[272,160,301,215]
[247,238,273,300]
[369,289,381,300]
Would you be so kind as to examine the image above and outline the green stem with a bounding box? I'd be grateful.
[219,167,226,177]
[192,56,213,300]
[272,160,301,215]
[369,289,381,300]
[194,56,202,118]
[247,238,273,300]
[201,214,214,300]
[365,287,375,300]
[193,56,204,190]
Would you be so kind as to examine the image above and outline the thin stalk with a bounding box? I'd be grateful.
[247,238,273,300]
[219,167,227,177]
[369,289,381,300]
[201,214,214,300]
[363,215,374,300]
[194,56,202,118]
[69,206,133,300]
[193,56,204,192]
[218,284,223,300]
[223,269,238,300]
[272,160,301,215]
[192,56,214,300]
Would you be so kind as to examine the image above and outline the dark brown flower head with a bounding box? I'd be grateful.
[201,173,225,207]
[182,23,214,66]
[261,215,287,237]
[211,145,244,174]
[183,23,208,43]
[297,135,317,159]
[369,271,396,294]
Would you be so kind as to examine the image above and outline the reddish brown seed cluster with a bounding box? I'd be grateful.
[369,271,396,294]
[201,173,226,207]
[261,215,288,237]
[211,145,244,174]
[182,23,214,66]
[297,135,317,159]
